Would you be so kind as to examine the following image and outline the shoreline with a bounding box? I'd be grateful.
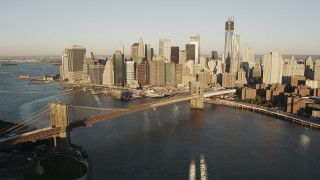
[206,98,320,130]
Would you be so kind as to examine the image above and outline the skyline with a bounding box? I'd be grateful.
[0,0,320,56]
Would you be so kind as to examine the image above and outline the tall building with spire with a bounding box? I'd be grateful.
[190,34,200,64]
[224,17,234,72]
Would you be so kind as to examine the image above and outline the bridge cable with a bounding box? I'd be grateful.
[0,105,50,134]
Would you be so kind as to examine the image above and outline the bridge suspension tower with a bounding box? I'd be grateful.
[190,82,204,109]
[49,102,70,149]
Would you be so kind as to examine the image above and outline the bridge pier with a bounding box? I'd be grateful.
[190,82,204,109]
[49,102,70,150]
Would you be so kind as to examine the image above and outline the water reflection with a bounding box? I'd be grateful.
[92,95,102,106]
[200,154,208,180]
[188,159,196,180]
[300,134,310,149]
[188,154,208,180]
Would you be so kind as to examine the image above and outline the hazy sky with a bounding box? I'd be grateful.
[0,0,319,56]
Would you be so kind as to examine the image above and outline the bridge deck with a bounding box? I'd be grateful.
[0,127,61,149]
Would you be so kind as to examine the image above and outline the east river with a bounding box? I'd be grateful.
[1,62,320,179]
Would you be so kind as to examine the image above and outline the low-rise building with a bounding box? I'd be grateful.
[291,76,306,87]
[241,88,257,100]
[294,85,310,97]
[306,80,320,89]
[287,96,307,114]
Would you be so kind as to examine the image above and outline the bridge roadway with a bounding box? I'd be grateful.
[207,99,320,129]
[83,95,201,126]
[0,127,61,149]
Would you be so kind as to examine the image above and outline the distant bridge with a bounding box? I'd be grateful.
[0,85,236,150]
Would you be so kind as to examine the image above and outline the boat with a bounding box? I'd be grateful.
[146,92,165,98]
[110,89,133,100]
[145,88,165,98]
[19,75,30,79]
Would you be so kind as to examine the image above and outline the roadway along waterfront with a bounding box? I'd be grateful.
[206,98,320,130]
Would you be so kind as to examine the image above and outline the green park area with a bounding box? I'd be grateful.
[26,154,87,180]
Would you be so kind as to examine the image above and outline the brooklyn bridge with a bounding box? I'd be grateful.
[0,82,236,150]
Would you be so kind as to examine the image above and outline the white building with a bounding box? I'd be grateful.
[263,52,283,84]
[282,56,305,84]
[199,56,208,69]
[186,60,195,75]
[138,38,144,59]
[103,60,114,86]
[179,50,186,64]
[190,34,200,64]
[119,42,124,55]
[230,35,240,75]
[208,60,216,74]
[125,61,135,84]
[314,59,320,80]
[159,39,171,62]
[306,79,320,89]
[241,45,255,68]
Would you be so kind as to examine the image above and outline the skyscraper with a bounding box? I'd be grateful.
[125,61,135,84]
[305,56,314,80]
[252,61,261,78]
[186,44,195,61]
[138,38,144,58]
[241,45,255,67]
[224,17,234,72]
[211,50,218,60]
[165,62,176,87]
[175,64,183,85]
[159,39,171,61]
[114,50,125,86]
[137,62,150,87]
[179,50,186,64]
[103,60,114,86]
[60,45,86,82]
[119,42,124,55]
[314,60,320,80]
[170,46,179,64]
[145,43,153,61]
[131,43,141,64]
[89,64,105,85]
[150,60,165,87]
[230,35,240,75]
[263,52,283,84]
[82,52,95,82]
[199,56,208,69]
[190,34,200,64]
